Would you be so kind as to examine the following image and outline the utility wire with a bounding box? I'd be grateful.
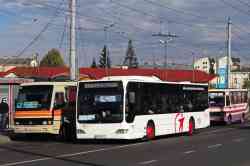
[0,9,38,21]
[95,5,150,33]
[5,0,65,64]
[233,23,250,35]
[143,0,210,21]
[237,0,250,9]
[220,0,250,17]
[30,0,114,27]
[143,0,226,25]
[59,14,68,49]
[110,0,195,28]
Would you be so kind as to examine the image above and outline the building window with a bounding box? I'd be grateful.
[234,78,237,84]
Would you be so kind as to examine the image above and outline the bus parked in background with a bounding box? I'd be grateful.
[208,89,249,124]
[76,76,210,140]
[11,81,76,139]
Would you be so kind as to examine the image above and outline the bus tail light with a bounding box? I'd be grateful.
[77,129,86,134]
[115,129,129,134]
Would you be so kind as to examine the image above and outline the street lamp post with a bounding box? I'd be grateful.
[159,39,172,69]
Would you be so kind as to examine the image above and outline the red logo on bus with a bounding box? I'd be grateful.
[175,113,185,133]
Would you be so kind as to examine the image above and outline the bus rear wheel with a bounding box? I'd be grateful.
[146,122,155,140]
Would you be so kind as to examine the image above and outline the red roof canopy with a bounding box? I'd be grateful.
[0,67,215,83]
[79,68,215,83]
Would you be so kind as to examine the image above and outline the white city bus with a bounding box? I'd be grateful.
[208,89,249,124]
[12,81,76,139]
[76,76,210,140]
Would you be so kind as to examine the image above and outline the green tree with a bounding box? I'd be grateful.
[90,58,97,68]
[99,45,111,68]
[243,79,250,89]
[40,48,65,67]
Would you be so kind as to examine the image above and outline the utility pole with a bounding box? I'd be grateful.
[227,17,232,88]
[104,23,115,76]
[69,0,77,80]
[153,32,178,68]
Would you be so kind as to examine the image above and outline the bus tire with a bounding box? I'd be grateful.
[59,125,67,141]
[188,119,195,136]
[146,121,155,140]
[9,133,18,141]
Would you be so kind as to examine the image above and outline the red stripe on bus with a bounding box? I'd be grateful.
[224,108,248,113]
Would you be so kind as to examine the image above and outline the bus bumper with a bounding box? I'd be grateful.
[14,125,59,135]
[76,128,143,140]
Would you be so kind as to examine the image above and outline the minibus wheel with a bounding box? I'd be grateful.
[59,125,67,141]
[9,133,18,141]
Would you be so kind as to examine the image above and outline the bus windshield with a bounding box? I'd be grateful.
[16,85,53,110]
[77,81,123,123]
[209,92,225,107]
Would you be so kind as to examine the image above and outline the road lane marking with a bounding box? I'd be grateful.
[139,160,157,165]
[184,150,196,154]
[232,138,245,143]
[202,128,234,135]
[0,158,52,166]
[0,142,146,166]
[208,144,222,149]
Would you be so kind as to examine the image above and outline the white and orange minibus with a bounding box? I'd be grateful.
[12,81,76,139]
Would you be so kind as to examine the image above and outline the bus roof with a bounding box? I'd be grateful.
[79,76,208,86]
[21,81,77,87]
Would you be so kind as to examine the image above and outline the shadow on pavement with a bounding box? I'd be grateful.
[0,144,107,166]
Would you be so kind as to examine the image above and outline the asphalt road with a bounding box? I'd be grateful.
[0,123,250,166]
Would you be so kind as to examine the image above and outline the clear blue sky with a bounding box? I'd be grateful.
[0,0,250,67]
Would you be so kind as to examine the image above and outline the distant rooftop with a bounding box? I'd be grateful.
[0,58,33,65]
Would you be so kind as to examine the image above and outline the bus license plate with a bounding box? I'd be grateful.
[94,135,106,139]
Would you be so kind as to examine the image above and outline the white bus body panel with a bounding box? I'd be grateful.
[76,111,210,140]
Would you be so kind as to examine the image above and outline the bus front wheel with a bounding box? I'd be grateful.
[146,121,155,140]
[59,125,67,141]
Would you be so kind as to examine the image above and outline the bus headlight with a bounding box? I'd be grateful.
[115,129,129,134]
[42,121,48,125]
[15,122,20,125]
[77,129,86,134]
